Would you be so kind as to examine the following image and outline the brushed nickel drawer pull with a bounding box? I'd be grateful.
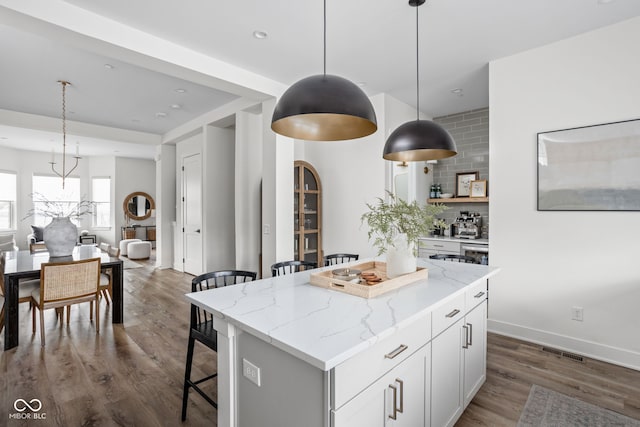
[474,291,485,298]
[445,309,461,318]
[388,384,398,420]
[468,322,473,346]
[384,344,408,359]
[396,378,404,414]
[462,325,469,349]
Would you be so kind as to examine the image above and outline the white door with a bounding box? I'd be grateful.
[182,153,203,275]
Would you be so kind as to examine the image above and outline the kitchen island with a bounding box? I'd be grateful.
[186,258,499,427]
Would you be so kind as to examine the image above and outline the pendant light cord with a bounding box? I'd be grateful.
[323,0,327,76]
[415,3,420,121]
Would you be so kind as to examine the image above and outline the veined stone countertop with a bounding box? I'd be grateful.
[420,236,489,245]
[185,258,499,371]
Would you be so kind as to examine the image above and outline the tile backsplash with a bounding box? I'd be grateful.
[432,107,489,238]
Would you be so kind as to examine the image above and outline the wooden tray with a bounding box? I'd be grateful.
[309,261,428,298]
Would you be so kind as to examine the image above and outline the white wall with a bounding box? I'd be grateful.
[115,157,156,245]
[235,111,263,274]
[155,143,176,269]
[203,125,236,272]
[300,93,422,259]
[489,16,640,369]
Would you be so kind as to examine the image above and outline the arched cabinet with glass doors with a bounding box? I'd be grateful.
[294,161,322,267]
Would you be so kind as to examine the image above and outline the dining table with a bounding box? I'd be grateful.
[3,245,124,350]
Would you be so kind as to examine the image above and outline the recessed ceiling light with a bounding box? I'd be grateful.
[253,30,268,39]
[0,136,7,140]
[450,88,464,97]
[104,64,114,69]
[174,88,186,93]
[597,0,615,4]
[170,104,182,110]
[156,112,167,118]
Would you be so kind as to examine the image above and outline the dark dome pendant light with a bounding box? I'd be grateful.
[271,0,377,141]
[382,0,457,161]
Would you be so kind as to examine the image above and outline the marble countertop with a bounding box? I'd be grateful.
[185,258,499,371]
[419,236,489,245]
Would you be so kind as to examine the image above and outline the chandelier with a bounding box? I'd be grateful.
[49,80,81,189]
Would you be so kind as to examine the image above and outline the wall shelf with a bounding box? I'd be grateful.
[428,197,489,203]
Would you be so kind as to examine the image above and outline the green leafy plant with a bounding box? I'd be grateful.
[361,193,448,255]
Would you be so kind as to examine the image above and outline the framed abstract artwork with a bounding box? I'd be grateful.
[456,171,479,197]
[537,118,640,211]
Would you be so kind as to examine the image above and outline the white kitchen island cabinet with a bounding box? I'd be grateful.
[186,258,499,427]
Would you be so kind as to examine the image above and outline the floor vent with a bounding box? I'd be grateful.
[541,346,584,363]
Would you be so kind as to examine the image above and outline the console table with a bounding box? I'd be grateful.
[121,225,156,241]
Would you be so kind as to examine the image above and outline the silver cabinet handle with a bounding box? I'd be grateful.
[396,378,404,414]
[462,325,469,349]
[388,384,398,420]
[467,322,473,346]
[445,309,461,318]
[384,344,408,359]
[195,229,201,233]
[474,291,485,298]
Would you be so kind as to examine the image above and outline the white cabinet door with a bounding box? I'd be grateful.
[463,300,487,406]
[431,319,464,427]
[333,346,426,427]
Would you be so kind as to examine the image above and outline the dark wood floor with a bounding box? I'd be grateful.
[2,257,640,426]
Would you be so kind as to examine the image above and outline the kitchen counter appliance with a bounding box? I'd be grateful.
[453,211,483,239]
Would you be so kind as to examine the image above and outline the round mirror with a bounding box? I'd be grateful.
[123,191,155,221]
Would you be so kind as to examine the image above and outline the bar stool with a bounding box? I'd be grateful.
[270,260,317,276]
[181,270,257,421]
[324,253,359,266]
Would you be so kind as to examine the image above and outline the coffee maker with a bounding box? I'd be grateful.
[453,211,482,239]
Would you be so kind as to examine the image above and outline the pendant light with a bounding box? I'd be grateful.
[382,0,457,161]
[271,0,377,141]
[49,80,81,189]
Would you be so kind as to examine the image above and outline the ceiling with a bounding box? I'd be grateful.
[1,0,640,158]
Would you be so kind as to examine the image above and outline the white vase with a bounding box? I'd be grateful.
[386,233,417,279]
[44,217,78,257]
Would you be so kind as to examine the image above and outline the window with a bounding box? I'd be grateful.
[0,172,17,230]
[92,177,111,228]
[32,175,81,226]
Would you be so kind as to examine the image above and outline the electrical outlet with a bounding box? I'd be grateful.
[263,224,270,235]
[242,358,261,387]
[571,306,584,322]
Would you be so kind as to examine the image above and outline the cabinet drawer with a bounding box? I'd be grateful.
[419,239,460,253]
[332,314,431,410]
[465,280,487,312]
[432,293,465,338]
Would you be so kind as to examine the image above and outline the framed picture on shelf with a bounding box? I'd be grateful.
[456,171,479,197]
[470,180,487,198]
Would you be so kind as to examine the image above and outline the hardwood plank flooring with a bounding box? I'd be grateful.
[2,257,640,426]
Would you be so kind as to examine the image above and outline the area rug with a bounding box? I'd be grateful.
[517,385,640,427]
[121,257,143,270]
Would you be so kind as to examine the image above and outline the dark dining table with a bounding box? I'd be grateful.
[3,246,124,350]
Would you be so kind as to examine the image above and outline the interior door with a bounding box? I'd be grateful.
[183,153,203,275]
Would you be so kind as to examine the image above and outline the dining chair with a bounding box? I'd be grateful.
[271,260,317,276]
[324,253,359,266]
[429,254,476,263]
[0,252,40,334]
[182,270,257,421]
[98,246,121,304]
[99,242,110,252]
[30,257,101,346]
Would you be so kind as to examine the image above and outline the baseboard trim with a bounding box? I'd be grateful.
[488,319,640,371]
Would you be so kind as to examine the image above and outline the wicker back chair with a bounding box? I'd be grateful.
[99,246,121,304]
[0,252,39,334]
[30,258,101,346]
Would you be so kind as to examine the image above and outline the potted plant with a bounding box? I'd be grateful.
[361,193,448,278]
[24,193,95,257]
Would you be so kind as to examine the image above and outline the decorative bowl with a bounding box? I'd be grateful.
[440,193,453,199]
